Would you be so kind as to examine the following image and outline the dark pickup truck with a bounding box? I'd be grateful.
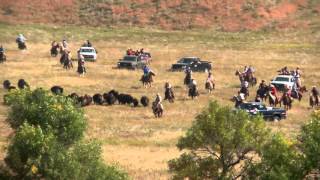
[117,55,147,70]
[238,102,287,121]
[171,57,212,72]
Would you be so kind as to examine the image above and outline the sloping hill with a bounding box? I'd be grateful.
[0,0,319,31]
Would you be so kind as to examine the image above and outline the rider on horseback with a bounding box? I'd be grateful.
[206,71,214,85]
[0,45,5,56]
[283,84,292,99]
[270,84,278,102]
[143,65,150,77]
[259,80,267,89]
[16,34,27,49]
[155,93,163,109]
[293,67,302,88]
[164,82,174,102]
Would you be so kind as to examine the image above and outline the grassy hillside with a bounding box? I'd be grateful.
[0,25,319,179]
[0,0,319,31]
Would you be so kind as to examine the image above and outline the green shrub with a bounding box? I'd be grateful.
[5,88,86,145]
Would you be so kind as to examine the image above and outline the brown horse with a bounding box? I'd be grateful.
[164,88,175,103]
[309,94,319,108]
[152,102,163,118]
[205,81,215,94]
[280,93,292,110]
[140,71,156,88]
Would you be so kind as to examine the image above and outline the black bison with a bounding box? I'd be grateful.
[132,98,139,107]
[78,94,92,107]
[51,86,64,95]
[103,93,117,105]
[17,79,29,89]
[93,93,104,105]
[108,90,119,99]
[3,80,11,90]
[118,93,134,105]
[68,93,80,104]
[140,96,149,107]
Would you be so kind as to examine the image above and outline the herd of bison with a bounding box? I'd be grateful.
[3,79,150,108]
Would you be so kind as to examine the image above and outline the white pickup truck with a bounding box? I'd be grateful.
[79,47,97,62]
[270,75,295,91]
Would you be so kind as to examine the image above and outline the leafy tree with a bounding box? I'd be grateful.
[168,101,270,179]
[4,123,56,179]
[245,134,304,180]
[2,89,128,180]
[5,88,86,145]
[299,111,320,177]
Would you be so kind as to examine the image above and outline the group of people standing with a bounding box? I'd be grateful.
[127,48,145,56]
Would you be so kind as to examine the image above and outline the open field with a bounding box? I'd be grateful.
[0,24,320,179]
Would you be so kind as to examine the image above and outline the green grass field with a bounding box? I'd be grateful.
[0,24,319,179]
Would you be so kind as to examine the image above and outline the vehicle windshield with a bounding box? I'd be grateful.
[179,58,196,64]
[274,77,290,82]
[123,56,137,61]
[81,48,95,53]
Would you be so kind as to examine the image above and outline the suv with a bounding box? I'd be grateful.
[117,55,147,70]
[238,102,287,121]
[79,47,97,61]
[171,57,212,72]
[271,75,295,91]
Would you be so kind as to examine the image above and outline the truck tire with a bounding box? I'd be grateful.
[272,115,280,122]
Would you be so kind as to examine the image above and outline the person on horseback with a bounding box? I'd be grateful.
[269,84,278,102]
[155,93,163,108]
[243,66,249,74]
[184,67,192,85]
[206,71,214,85]
[283,84,292,99]
[77,50,86,76]
[259,80,267,89]
[0,45,5,62]
[16,34,27,49]
[0,45,5,55]
[291,82,299,99]
[164,82,174,102]
[62,39,68,49]
[185,66,192,75]
[143,65,150,77]
[293,67,302,88]
[63,50,73,70]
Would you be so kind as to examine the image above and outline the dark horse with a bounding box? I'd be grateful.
[184,73,192,86]
[256,86,269,102]
[50,45,59,57]
[235,70,257,87]
[140,71,155,88]
[0,52,6,63]
[188,85,199,99]
[205,81,215,94]
[280,93,292,110]
[309,94,319,108]
[164,88,175,103]
[152,102,163,118]
[17,41,27,50]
